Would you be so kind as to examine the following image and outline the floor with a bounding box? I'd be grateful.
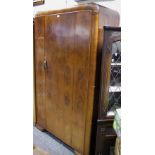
[33,127,74,155]
[33,127,114,155]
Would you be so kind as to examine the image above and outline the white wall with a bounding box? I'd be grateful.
[97,0,121,14]
[33,0,121,17]
[33,0,76,16]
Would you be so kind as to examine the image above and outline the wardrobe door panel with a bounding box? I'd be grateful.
[45,13,75,145]
[34,17,46,128]
[71,11,92,153]
[44,11,92,153]
[35,17,44,38]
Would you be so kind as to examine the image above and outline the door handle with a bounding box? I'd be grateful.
[43,59,48,70]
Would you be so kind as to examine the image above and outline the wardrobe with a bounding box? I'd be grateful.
[34,3,120,155]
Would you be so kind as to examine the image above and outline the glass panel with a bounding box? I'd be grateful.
[108,41,121,112]
[111,41,121,63]
[110,66,121,86]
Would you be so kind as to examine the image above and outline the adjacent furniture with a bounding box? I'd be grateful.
[34,3,120,155]
[95,26,121,155]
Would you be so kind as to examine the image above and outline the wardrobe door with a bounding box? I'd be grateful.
[71,11,92,153]
[34,17,46,128]
[44,13,75,146]
[44,11,92,153]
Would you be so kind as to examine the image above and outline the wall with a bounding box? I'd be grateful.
[33,0,76,16]
[97,0,121,14]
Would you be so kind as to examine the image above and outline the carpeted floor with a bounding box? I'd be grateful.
[33,126,114,155]
[33,127,74,155]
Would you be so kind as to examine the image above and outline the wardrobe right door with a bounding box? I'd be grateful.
[44,11,93,154]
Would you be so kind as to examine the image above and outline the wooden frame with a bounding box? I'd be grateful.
[33,0,45,6]
[99,26,121,118]
[95,26,121,155]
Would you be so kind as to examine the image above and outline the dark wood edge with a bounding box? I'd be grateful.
[33,19,36,125]
[83,12,99,155]
[99,27,121,118]
[104,26,121,31]
[89,28,103,155]
[33,0,45,7]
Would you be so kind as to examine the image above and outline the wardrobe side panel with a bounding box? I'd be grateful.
[98,6,120,28]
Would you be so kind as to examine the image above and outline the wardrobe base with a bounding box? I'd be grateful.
[35,124,46,132]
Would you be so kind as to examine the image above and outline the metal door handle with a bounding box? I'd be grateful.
[43,59,48,69]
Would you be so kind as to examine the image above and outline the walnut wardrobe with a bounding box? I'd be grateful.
[34,3,120,155]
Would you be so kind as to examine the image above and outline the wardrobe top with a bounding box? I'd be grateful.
[35,3,117,17]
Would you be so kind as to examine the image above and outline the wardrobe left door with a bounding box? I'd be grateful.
[34,16,46,129]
